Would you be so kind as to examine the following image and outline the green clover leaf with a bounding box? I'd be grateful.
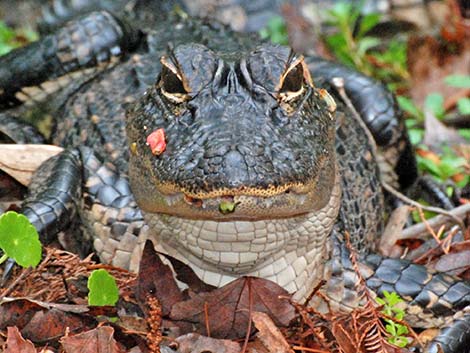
[87,269,119,306]
[0,211,42,268]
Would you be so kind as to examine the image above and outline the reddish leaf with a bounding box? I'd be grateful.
[251,311,293,353]
[170,276,295,339]
[4,326,36,353]
[174,332,241,353]
[22,308,96,343]
[135,240,183,316]
[60,326,123,353]
[0,299,43,330]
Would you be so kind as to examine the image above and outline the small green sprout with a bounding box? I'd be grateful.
[0,211,42,268]
[87,269,119,306]
[376,290,409,348]
[219,201,237,215]
[417,146,469,188]
[323,2,408,87]
[0,21,38,55]
[259,16,289,45]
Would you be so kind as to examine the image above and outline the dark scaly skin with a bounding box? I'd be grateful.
[0,2,468,351]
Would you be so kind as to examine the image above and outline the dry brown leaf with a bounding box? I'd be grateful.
[0,298,43,330]
[380,205,410,257]
[252,311,294,353]
[0,144,63,186]
[174,332,241,353]
[170,276,295,339]
[423,110,466,149]
[60,326,124,353]
[4,326,36,353]
[22,308,96,343]
[135,240,184,317]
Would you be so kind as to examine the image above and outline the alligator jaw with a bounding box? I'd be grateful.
[143,170,341,301]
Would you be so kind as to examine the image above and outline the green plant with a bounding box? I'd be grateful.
[87,269,119,306]
[259,16,289,45]
[375,290,409,348]
[417,147,469,188]
[0,21,38,55]
[0,211,42,268]
[323,2,408,87]
[397,75,470,188]
[398,75,470,124]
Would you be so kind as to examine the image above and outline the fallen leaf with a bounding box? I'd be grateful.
[380,205,410,257]
[135,240,183,316]
[22,308,96,343]
[60,326,124,353]
[0,144,63,186]
[170,277,295,339]
[423,110,466,149]
[161,252,216,293]
[252,311,294,353]
[173,332,241,353]
[4,326,36,353]
[0,298,43,330]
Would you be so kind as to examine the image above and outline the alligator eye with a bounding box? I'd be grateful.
[278,57,312,103]
[280,63,303,94]
[159,57,190,103]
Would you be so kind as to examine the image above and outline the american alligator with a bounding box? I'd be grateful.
[1,1,470,352]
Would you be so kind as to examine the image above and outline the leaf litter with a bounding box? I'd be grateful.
[0,238,425,353]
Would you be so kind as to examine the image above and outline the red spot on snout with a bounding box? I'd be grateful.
[146,128,166,155]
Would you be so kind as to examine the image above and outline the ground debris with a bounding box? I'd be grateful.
[60,326,124,353]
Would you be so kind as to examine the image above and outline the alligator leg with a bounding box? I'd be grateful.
[0,10,142,108]
[317,232,470,352]
[38,0,130,33]
[20,146,144,268]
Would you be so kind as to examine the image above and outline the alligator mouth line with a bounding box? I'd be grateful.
[154,180,318,200]
[149,186,323,222]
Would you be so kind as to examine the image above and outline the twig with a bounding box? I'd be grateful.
[416,207,449,254]
[240,279,253,353]
[382,181,466,232]
[291,346,330,353]
[413,226,460,264]
[302,279,326,307]
[331,77,379,158]
[443,88,470,112]
[400,203,470,240]
[204,302,211,337]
